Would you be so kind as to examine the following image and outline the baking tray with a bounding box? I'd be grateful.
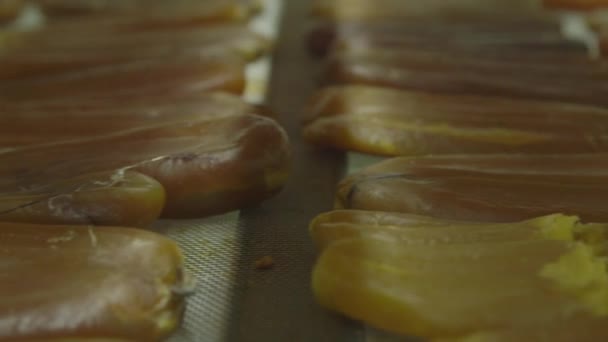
[5,0,598,340]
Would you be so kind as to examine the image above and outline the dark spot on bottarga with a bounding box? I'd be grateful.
[85,214,99,226]
[345,173,408,207]
[0,192,63,216]
[176,153,197,162]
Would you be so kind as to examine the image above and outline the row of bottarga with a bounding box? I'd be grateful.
[305,1,608,342]
[0,1,290,341]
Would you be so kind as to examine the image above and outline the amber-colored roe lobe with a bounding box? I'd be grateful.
[0,54,246,101]
[0,0,289,227]
[0,113,290,226]
[308,17,585,57]
[303,85,608,156]
[337,154,608,222]
[0,221,187,341]
[311,211,608,341]
[324,47,608,107]
[0,92,268,147]
[0,24,271,80]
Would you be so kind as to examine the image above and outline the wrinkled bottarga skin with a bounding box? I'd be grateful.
[311,0,544,21]
[0,24,270,80]
[325,49,608,107]
[337,154,608,222]
[32,0,261,22]
[0,92,270,147]
[303,85,608,156]
[308,17,586,57]
[0,113,290,224]
[0,54,245,101]
[311,212,608,341]
[0,222,187,341]
[0,170,165,227]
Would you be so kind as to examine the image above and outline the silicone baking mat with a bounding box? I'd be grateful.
[161,1,372,341]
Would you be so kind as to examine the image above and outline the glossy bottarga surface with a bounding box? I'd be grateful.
[304,85,608,156]
[311,212,608,341]
[0,54,246,101]
[0,222,187,341]
[308,17,585,57]
[0,92,268,147]
[0,113,290,224]
[325,48,608,107]
[337,154,608,222]
[0,170,165,227]
[0,24,270,80]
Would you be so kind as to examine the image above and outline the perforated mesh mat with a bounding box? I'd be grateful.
[154,1,363,341]
[157,1,416,341]
[154,213,242,342]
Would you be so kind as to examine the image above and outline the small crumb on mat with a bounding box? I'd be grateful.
[254,256,274,270]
